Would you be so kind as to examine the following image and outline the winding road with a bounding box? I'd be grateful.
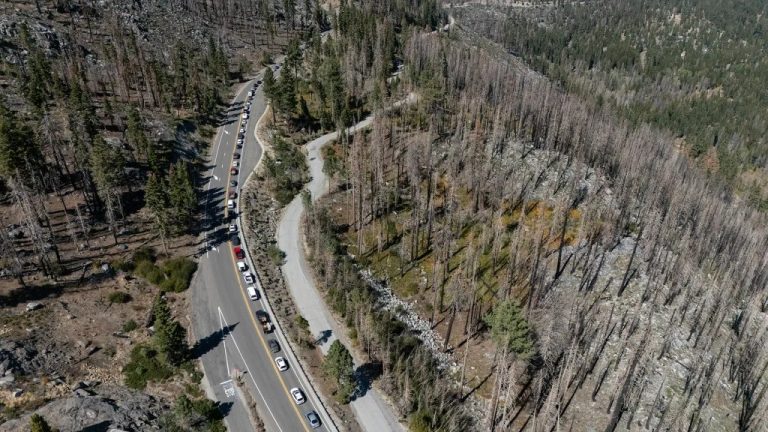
[191,59,409,431]
[275,111,411,432]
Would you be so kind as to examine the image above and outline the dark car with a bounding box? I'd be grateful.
[268,339,281,353]
[230,179,237,187]
[233,152,241,159]
[306,411,321,429]
[231,235,241,246]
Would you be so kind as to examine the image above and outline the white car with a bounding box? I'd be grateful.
[232,160,239,168]
[237,261,248,272]
[247,286,259,300]
[242,112,249,120]
[290,388,305,405]
[227,199,235,209]
[247,90,253,97]
[237,138,244,145]
[240,127,246,133]
[229,223,237,233]
[275,357,288,371]
[244,273,255,284]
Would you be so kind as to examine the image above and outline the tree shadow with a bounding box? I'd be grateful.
[461,369,494,403]
[217,400,234,418]
[190,323,238,359]
[314,329,332,346]
[350,361,383,401]
[80,420,111,432]
[0,283,63,308]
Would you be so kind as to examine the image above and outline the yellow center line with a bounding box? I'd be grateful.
[228,248,313,432]
[220,83,314,432]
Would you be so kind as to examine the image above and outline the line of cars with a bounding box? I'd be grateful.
[228,78,323,429]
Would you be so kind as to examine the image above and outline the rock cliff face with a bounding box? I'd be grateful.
[0,383,168,431]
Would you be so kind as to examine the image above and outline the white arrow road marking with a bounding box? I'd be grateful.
[218,307,231,377]
[224,130,229,134]
[218,309,285,432]
[213,175,219,181]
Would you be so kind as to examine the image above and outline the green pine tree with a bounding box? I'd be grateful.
[263,67,277,103]
[484,300,534,358]
[276,70,298,116]
[126,106,151,161]
[90,135,126,194]
[29,413,54,432]
[167,162,197,234]
[0,101,43,183]
[323,340,356,402]
[145,173,171,251]
[152,294,188,366]
[18,24,52,112]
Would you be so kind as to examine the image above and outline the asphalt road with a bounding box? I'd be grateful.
[276,116,406,432]
[190,69,330,432]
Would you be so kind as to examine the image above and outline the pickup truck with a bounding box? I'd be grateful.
[255,310,274,333]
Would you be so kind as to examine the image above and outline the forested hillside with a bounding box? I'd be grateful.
[0,0,320,428]
[297,1,768,431]
[452,0,768,202]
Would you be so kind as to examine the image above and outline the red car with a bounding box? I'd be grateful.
[234,246,245,259]
[228,190,237,199]
[230,167,238,175]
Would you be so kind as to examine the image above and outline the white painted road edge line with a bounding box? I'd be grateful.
[220,308,285,432]
[238,91,340,432]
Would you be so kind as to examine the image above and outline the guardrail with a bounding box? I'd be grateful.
[237,97,342,432]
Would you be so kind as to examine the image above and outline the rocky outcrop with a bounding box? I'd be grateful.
[0,383,168,431]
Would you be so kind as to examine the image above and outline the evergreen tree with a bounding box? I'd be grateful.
[285,39,302,78]
[29,414,54,432]
[90,136,126,194]
[18,24,52,113]
[126,106,150,160]
[145,173,171,251]
[484,300,534,358]
[0,101,43,183]
[263,67,277,103]
[276,69,298,116]
[67,81,98,144]
[90,135,126,242]
[323,340,356,402]
[321,49,347,128]
[168,161,197,234]
[152,294,188,366]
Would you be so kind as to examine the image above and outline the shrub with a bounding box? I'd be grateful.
[267,245,286,266]
[133,247,156,264]
[29,414,54,432]
[132,255,197,292]
[409,410,433,432]
[294,315,310,331]
[108,291,132,304]
[135,260,165,285]
[159,257,198,293]
[122,319,138,333]
[111,259,135,272]
[123,345,174,389]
